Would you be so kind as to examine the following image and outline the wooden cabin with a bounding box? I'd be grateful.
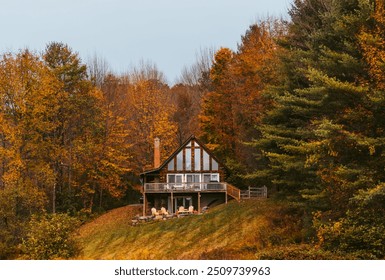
[140,135,240,216]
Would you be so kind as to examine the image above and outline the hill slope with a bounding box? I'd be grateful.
[76,200,312,260]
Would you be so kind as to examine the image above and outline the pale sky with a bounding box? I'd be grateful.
[0,0,291,83]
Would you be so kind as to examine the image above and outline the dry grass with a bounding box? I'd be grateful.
[76,200,304,260]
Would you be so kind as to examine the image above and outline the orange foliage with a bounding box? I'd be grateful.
[359,0,385,89]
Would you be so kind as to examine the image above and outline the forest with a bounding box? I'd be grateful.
[1,0,385,259]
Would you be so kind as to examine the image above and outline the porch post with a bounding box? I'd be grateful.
[198,191,201,213]
[170,190,174,214]
[143,193,146,216]
[225,190,228,204]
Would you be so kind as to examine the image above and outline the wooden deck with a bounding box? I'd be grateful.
[143,182,240,201]
[141,182,241,216]
[144,182,225,192]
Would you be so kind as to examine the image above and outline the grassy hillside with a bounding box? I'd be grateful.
[77,199,326,260]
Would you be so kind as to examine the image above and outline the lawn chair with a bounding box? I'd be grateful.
[151,207,162,220]
[160,207,173,219]
[151,207,158,216]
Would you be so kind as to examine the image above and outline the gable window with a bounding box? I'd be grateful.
[203,150,210,170]
[211,158,218,170]
[194,148,201,171]
[185,148,192,171]
[176,150,183,171]
[168,158,175,171]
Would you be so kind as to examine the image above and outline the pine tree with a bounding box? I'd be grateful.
[250,0,376,204]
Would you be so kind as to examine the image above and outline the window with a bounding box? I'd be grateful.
[168,174,175,183]
[203,150,210,170]
[194,148,201,171]
[167,174,183,186]
[186,174,200,184]
[203,173,219,182]
[211,158,219,170]
[211,174,219,182]
[203,174,211,183]
[185,148,192,171]
[176,150,183,171]
[168,158,174,171]
[176,175,183,184]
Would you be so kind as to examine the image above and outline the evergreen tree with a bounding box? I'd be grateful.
[250,0,377,206]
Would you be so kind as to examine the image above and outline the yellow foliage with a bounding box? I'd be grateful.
[359,0,385,90]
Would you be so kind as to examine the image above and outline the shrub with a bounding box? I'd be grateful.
[255,244,351,260]
[22,213,81,260]
[316,184,385,259]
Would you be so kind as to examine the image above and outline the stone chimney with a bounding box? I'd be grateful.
[154,137,160,168]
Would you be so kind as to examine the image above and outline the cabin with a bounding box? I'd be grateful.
[140,135,240,216]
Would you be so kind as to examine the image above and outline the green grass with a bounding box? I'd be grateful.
[76,200,308,260]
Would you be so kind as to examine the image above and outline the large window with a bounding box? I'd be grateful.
[194,148,201,171]
[185,148,192,171]
[176,150,183,171]
[211,158,218,170]
[203,150,210,170]
[166,141,219,172]
[168,158,174,171]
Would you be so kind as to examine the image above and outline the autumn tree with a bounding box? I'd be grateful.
[310,0,385,258]
[198,20,284,186]
[87,53,110,88]
[93,73,132,210]
[0,50,61,258]
[91,62,178,177]
[43,42,131,212]
[178,47,216,90]
[173,48,216,144]
[125,78,178,172]
[359,0,385,90]
[199,47,235,155]
[243,1,385,258]
[170,84,202,144]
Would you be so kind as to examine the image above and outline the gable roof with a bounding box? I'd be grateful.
[140,135,224,176]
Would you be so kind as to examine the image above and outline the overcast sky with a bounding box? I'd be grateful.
[0,0,292,83]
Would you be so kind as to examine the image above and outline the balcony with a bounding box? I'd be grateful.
[143,182,227,193]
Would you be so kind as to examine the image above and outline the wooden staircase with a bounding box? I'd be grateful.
[226,183,241,201]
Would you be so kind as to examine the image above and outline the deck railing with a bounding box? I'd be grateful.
[226,183,241,201]
[144,182,227,192]
[240,186,268,199]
